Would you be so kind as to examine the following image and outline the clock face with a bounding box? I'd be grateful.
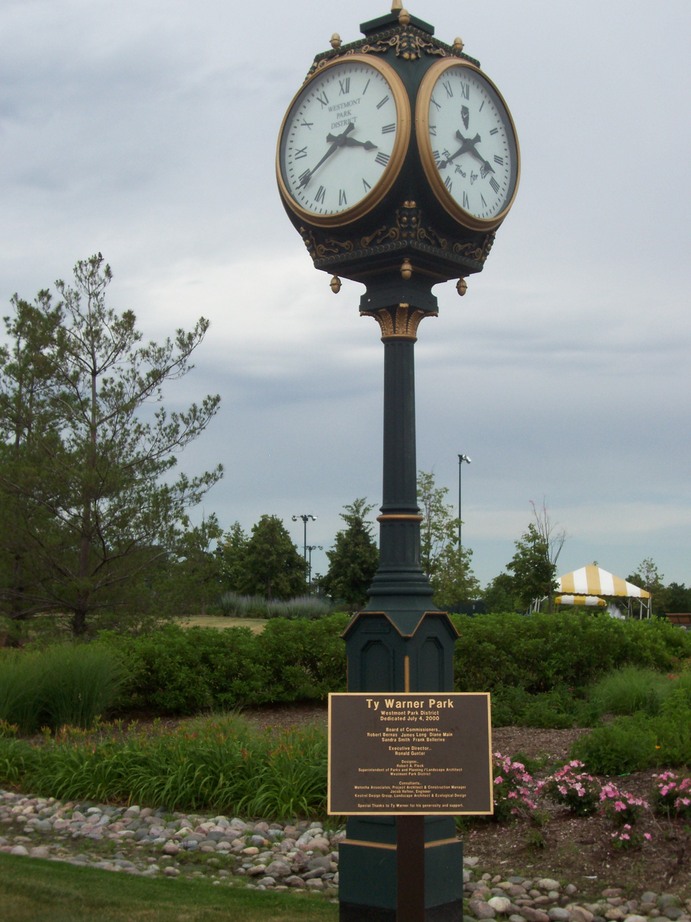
[277,55,410,227]
[416,59,520,230]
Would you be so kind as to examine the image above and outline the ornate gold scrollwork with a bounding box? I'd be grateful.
[360,201,448,251]
[361,303,436,341]
[357,30,448,62]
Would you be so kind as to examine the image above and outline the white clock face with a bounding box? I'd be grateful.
[417,60,519,229]
[278,55,410,226]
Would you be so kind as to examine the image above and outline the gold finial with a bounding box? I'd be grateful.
[391,0,403,10]
[330,275,342,294]
[330,33,342,50]
[456,278,468,297]
[400,258,413,280]
[399,8,411,25]
[452,36,465,53]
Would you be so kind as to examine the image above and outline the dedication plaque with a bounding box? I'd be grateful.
[328,692,493,815]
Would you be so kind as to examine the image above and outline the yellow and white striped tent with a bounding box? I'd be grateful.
[554,594,607,608]
[557,564,651,618]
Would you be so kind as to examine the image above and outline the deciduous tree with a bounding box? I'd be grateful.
[417,470,479,609]
[506,522,557,612]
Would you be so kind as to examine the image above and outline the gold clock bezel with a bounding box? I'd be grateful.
[415,58,520,232]
[277,54,411,228]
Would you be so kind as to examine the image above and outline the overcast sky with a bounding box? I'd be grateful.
[1,0,689,590]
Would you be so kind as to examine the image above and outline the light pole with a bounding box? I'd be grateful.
[306,544,323,587]
[458,454,471,555]
[292,514,316,565]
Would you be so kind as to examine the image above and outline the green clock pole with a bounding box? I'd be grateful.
[275,4,520,919]
[339,280,463,922]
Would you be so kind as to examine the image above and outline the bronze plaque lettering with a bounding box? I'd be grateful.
[328,692,493,815]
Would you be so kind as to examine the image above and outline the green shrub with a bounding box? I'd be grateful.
[3,714,329,819]
[453,612,691,696]
[254,615,348,703]
[588,666,673,717]
[97,615,349,717]
[571,717,660,773]
[98,624,267,715]
[0,645,125,734]
[218,592,332,620]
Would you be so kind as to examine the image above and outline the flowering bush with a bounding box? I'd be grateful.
[599,782,649,826]
[492,752,538,822]
[653,770,691,820]
[610,823,652,850]
[539,760,601,816]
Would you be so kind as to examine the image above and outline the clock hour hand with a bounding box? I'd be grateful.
[456,130,496,177]
[437,131,481,169]
[327,134,378,152]
[298,123,355,188]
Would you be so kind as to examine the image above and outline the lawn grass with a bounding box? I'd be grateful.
[0,853,339,922]
[178,615,267,633]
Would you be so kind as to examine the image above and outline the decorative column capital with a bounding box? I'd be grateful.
[361,303,438,341]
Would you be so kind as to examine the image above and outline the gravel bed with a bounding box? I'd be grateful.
[1,789,689,921]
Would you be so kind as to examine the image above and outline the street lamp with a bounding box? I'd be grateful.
[458,454,471,554]
[292,514,316,564]
[306,544,323,587]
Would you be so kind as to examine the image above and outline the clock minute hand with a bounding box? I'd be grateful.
[298,123,355,188]
[438,131,481,170]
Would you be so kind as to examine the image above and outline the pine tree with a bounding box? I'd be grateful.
[0,255,222,635]
[322,499,379,609]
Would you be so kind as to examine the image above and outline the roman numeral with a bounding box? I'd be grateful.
[493,155,504,166]
[316,91,329,108]
[300,119,313,130]
[339,78,350,95]
[462,191,470,209]
[362,178,372,192]
[315,185,326,203]
[481,194,488,208]
[443,80,453,98]
[431,96,441,111]
[376,95,390,110]
[445,175,453,192]
[294,146,308,160]
[489,176,500,194]
[460,81,470,100]
[339,189,348,206]
[489,127,499,136]
[375,152,390,166]
[381,123,396,134]
[429,125,437,136]
[363,79,371,95]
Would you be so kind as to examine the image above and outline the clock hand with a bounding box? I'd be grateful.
[437,131,481,169]
[455,130,497,178]
[327,134,378,151]
[298,123,355,188]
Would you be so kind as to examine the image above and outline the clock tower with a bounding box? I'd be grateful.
[277,4,519,919]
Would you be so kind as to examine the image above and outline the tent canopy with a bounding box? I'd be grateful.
[555,594,607,608]
[557,564,650,599]
[556,564,651,618]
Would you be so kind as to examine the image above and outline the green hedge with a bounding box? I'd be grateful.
[5,612,688,725]
[96,614,350,716]
[452,612,690,694]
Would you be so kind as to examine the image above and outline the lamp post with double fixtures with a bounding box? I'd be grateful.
[306,544,323,587]
[458,454,471,555]
[292,514,316,565]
